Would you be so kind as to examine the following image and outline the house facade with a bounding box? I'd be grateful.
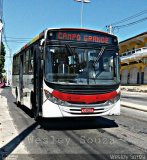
[119,32,147,85]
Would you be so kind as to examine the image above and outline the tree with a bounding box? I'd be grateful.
[0,42,6,81]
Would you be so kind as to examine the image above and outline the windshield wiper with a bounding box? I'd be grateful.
[94,46,105,66]
[90,46,106,82]
[65,43,79,66]
[65,43,75,56]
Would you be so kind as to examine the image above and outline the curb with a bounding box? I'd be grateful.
[120,86,147,93]
[121,89,147,93]
[121,102,147,112]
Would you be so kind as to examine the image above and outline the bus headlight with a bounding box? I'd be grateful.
[44,89,65,106]
[108,93,120,105]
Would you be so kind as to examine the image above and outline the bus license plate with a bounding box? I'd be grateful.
[81,108,94,113]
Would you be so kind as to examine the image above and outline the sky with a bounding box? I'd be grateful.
[2,0,147,68]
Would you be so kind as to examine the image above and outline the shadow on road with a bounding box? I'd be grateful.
[37,117,118,131]
[14,98,119,131]
[0,122,38,159]
[11,94,119,131]
[15,102,119,131]
[15,103,34,118]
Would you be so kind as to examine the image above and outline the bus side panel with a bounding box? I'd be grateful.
[12,55,21,103]
[23,74,34,109]
[12,74,20,101]
[18,46,35,109]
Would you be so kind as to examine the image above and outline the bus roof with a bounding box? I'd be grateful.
[46,28,117,37]
[14,28,117,56]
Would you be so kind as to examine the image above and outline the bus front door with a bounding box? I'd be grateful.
[33,46,43,119]
[19,54,24,103]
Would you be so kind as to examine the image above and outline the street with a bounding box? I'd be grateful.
[121,92,147,106]
[0,87,147,160]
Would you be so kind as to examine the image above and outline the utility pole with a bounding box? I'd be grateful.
[106,25,113,34]
[74,0,91,28]
[7,49,12,85]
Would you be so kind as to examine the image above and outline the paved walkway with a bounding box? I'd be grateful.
[121,85,147,112]
[121,101,147,112]
[121,85,147,92]
[0,88,29,159]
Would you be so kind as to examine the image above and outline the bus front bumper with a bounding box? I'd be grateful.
[42,100,120,118]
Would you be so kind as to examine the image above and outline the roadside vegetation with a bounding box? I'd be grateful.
[0,42,6,82]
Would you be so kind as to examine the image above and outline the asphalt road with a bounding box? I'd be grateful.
[1,88,147,160]
[121,92,147,106]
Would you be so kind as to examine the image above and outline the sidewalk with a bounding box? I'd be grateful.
[0,88,30,159]
[121,101,147,112]
[121,85,147,93]
[121,85,147,112]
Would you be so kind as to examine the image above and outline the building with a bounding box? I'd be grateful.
[119,32,147,85]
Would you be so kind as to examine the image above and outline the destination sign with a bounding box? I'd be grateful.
[48,30,117,44]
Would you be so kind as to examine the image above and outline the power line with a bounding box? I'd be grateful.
[111,8,147,26]
[2,36,33,43]
[5,36,32,40]
[114,17,147,29]
[2,38,30,43]
[3,28,11,51]
[106,8,147,34]
[5,40,28,43]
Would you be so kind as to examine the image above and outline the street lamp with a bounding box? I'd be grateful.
[74,0,91,28]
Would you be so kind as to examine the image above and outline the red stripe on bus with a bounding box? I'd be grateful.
[52,90,117,104]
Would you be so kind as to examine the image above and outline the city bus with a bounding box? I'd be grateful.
[12,28,120,119]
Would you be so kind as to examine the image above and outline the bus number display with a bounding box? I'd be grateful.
[57,32,110,44]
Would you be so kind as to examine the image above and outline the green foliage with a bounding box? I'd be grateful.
[0,42,6,79]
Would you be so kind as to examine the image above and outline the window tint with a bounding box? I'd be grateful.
[13,56,19,75]
[23,47,34,74]
[28,47,34,73]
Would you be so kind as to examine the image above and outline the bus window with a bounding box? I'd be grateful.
[23,50,30,74]
[28,48,34,73]
[13,56,19,75]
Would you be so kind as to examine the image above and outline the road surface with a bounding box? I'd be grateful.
[121,92,147,106]
[0,88,147,160]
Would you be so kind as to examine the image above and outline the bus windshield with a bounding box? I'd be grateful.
[45,45,120,85]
